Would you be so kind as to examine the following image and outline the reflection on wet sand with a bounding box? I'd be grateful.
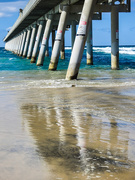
[21,87,135,179]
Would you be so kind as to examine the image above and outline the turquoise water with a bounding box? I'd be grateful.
[0,46,135,89]
[0,46,135,179]
[1,46,135,71]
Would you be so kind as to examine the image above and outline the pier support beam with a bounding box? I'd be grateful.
[52,29,55,48]
[87,21,93,65]
[45,40,49,57]
[66,0,97,80]
[49,5,69,70]
[31,20,45,63]
[16,36,19,54]
[36,15,53,66]
[71,21,76,49]
[17,33,23,55]
[13,37,17,53]
[23,28,31,58]
[27,24,37,59]
[111,6,119,70]
[19,30,27,56]
[60,37,65,59]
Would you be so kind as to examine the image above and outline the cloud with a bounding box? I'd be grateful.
[0,12,5,17]
[131,8,135,11]
[0,1,28,18]
[130,26,135,31]
[6,27,12,31]
[131,0,135,11]
[95,27,111,33]
[0,12,12,17]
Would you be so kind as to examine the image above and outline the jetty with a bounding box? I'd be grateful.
[4,0,131,80]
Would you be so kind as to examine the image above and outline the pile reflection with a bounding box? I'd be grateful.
[21,88,135,179]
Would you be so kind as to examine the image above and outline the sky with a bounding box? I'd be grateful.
[0,0,135,47]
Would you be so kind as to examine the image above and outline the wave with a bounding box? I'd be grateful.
[9,58,14,61]
[119,47,135,55]
[1,78,135,90]
[94,46,135,55]
[65,46,135,55]
[93,47,111,54]
[65,47,72,50]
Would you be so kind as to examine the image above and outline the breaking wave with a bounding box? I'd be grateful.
[93,46,135,55]
[65,46,135,55]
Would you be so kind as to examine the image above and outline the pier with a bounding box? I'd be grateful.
[4,0,131,80]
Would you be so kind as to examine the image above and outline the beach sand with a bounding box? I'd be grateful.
[0,85,135,180]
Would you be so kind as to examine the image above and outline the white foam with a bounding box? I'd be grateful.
[93,46,135,55]
[119,47,135,55]
[65,46,135,55]
[65,47,72,50]
[9,58,13,60]
[93,47,111,54]
[1,79,135,90]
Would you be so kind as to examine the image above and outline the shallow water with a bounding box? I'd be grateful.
[0,47,135,179]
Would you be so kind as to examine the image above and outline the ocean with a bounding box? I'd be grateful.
[0,46,135,179]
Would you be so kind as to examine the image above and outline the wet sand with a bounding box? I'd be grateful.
[0,85,135,180]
